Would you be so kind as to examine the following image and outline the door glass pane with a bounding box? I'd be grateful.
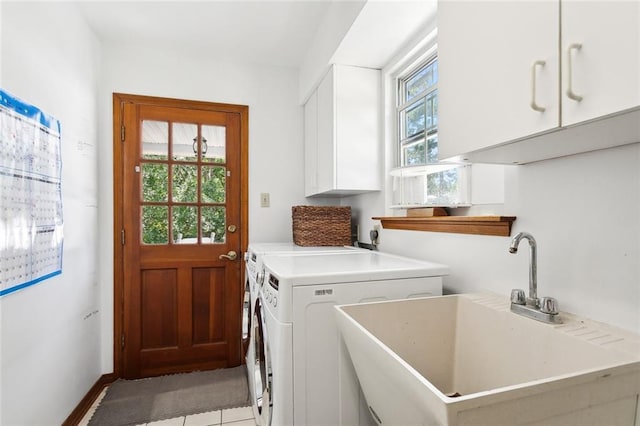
[142,120,168,160]
[142,206,168,244]
[172,206,198,244]
[141,163,168,202]
[202,206,225,244]
[404,99,425,139]
[172,164,197,202]
[201,125,226,163]
[172,122,198,162]
[201,166,226,203]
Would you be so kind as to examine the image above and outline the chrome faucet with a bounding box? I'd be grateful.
[509,232,538,306]
[509,232,561,324]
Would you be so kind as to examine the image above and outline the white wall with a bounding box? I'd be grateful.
[341,7,639,334]
[97,42,309,372]
[346,143,640,334]
[1,2,102,424]
[298,0,365,104]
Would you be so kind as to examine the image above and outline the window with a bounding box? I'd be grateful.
[398,57,439,166]
[392,56,469,207]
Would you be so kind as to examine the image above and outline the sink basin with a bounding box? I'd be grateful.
[335,294,640,425]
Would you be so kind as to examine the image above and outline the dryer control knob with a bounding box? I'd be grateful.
[273,297,278,308]
[257,271,265,285]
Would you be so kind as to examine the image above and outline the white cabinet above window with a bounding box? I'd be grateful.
[438,0,640,165]
[304,64,381,197]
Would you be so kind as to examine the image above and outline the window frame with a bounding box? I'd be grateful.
[397,55,439,167]
[391,51,471,208]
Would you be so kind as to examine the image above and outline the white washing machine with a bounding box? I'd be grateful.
[244,243,358,423]
[256,250,449,426]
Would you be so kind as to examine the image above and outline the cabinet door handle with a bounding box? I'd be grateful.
[530,60,546,112]
[566,43,583,102]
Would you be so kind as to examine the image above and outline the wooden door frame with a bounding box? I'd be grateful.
[112,93,249,378]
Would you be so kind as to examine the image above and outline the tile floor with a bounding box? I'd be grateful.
[79,387,257,426]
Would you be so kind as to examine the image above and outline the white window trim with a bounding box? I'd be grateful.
[387,32,439,171]
[397,55,439,167]
[383,27,472,209]
[381,27,439,214]
[378,22,506,216]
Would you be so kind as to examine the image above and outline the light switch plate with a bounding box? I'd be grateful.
[260,193,270,208]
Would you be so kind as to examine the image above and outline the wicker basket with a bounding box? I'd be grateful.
[292,206,352,247]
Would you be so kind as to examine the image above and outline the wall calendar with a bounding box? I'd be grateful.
[0,89,63,297]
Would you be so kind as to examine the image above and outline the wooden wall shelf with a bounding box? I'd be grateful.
[372,216,517,237]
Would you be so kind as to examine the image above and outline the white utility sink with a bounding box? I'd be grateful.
[335,294,640,425]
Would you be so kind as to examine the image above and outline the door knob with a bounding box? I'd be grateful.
[219,251,238,261]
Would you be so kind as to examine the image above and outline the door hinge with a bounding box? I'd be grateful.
[121,229,125,245]
[121,333,125,349]
[121,125,125,142]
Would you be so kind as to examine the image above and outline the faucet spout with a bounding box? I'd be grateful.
[509,232,538,306]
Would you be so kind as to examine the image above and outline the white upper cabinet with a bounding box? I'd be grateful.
[316,68,335,194]
[438,0,640,164]
[304,64,381,197]
[561,0,640,126]
[438,1,560,159]
[304,90,319,196]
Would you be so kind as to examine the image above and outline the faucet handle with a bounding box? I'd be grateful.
[540,297,559,315]
[510,289,526,305]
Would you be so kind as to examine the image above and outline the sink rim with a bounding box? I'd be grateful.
[335,293,640,406]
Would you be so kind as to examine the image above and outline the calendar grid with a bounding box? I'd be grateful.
[0,89,63,297]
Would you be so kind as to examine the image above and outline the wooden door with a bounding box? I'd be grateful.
[114,94,248,379]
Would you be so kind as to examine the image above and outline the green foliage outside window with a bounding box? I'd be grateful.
[141,156,226,245]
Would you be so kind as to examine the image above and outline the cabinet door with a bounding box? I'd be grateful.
[316,68,336,193]
[561,0,640,126]
[438,0,559,160]
[304,91,318,197]
[334,65,381,191]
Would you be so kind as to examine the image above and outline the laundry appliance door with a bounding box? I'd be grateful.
[242,273,251,349]
[244,275,263,425]
[252,297,272,425]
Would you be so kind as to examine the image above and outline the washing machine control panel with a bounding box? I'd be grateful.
[268,275,279,290]
[264,274,279,308]
[246,251,257,277]
[245,251,264,297]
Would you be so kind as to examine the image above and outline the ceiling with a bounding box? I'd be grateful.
[76,0,333,68]
[332,0,436,69]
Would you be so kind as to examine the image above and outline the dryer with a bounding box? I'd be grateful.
[244,243,358,423]
[257,250,449,426]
